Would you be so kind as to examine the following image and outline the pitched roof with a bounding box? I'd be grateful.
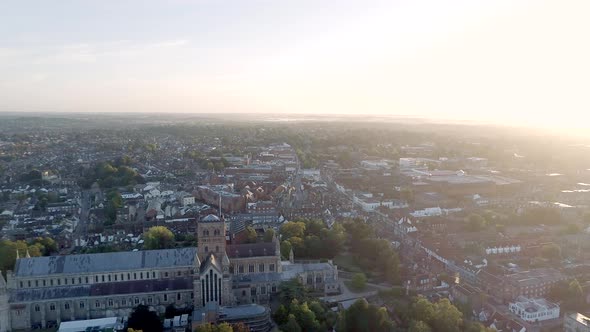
[90,277,193,296]
[226,243,276,258]
[200,254,223,273]
[14,248,197,277]
[9,278,194,302]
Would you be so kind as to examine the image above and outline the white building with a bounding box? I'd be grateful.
[509,296,559,323]
[182,196,195,206]
[565,313,590,332]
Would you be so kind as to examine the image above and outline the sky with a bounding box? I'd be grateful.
[1,0,590,129]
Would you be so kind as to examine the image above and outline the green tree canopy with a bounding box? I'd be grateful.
[127,305,163,332]
[144,226,175,250]
[351,273,367,292]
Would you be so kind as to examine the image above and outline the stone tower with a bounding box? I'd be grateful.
[197,214,226,262]
[0,272,9,332]
[193,214,234,309]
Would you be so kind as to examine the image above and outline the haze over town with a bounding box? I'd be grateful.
[3,1,590,332]
[2,0,590,130]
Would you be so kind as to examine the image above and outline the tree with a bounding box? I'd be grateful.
[466,214,487,231]
[245,226,257,244]
[127,305,163,332]
[0,239,43,272]
[280,240,293,260]
[280,222,306,240]
[194,323,233,332]
[411,298,435,325]
[338,299,395,332]
[273,304,289,325]
[144,226,174,250]
[351,273,367,292]
[279,279,308,306]
[230,323,250,332]
[263,228,275,243]
[409,320,432,332]
[432,299,463,332]
[281,314,302,332]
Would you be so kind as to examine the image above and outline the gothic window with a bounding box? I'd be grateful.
[108,299,113,307]
[64,303,70,310]
[80,302,85,309]
[34,305,40,312]
[214,229,220,236]
[134,298,139,305]
[95,301,100,308]
[203,230,209,236]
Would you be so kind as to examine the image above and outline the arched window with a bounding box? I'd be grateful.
[34,305,40,312]
[64,303,70,310]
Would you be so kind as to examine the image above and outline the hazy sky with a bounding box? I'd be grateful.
[1,0,589,128]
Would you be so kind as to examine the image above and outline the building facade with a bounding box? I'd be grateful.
[0,214,338,331]
[508,296,559,323]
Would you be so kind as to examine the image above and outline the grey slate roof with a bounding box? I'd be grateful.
[9,278,194,302]
[90,277,193,296]
[10,286,90,302]
[226,243,276,258]
[14,248,197,277]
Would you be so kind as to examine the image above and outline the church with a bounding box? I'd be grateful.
[0,214,339,331]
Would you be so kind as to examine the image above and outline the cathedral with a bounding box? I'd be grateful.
[0,215,338,331]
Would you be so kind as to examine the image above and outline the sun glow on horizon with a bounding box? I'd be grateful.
[0,0,589,130]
